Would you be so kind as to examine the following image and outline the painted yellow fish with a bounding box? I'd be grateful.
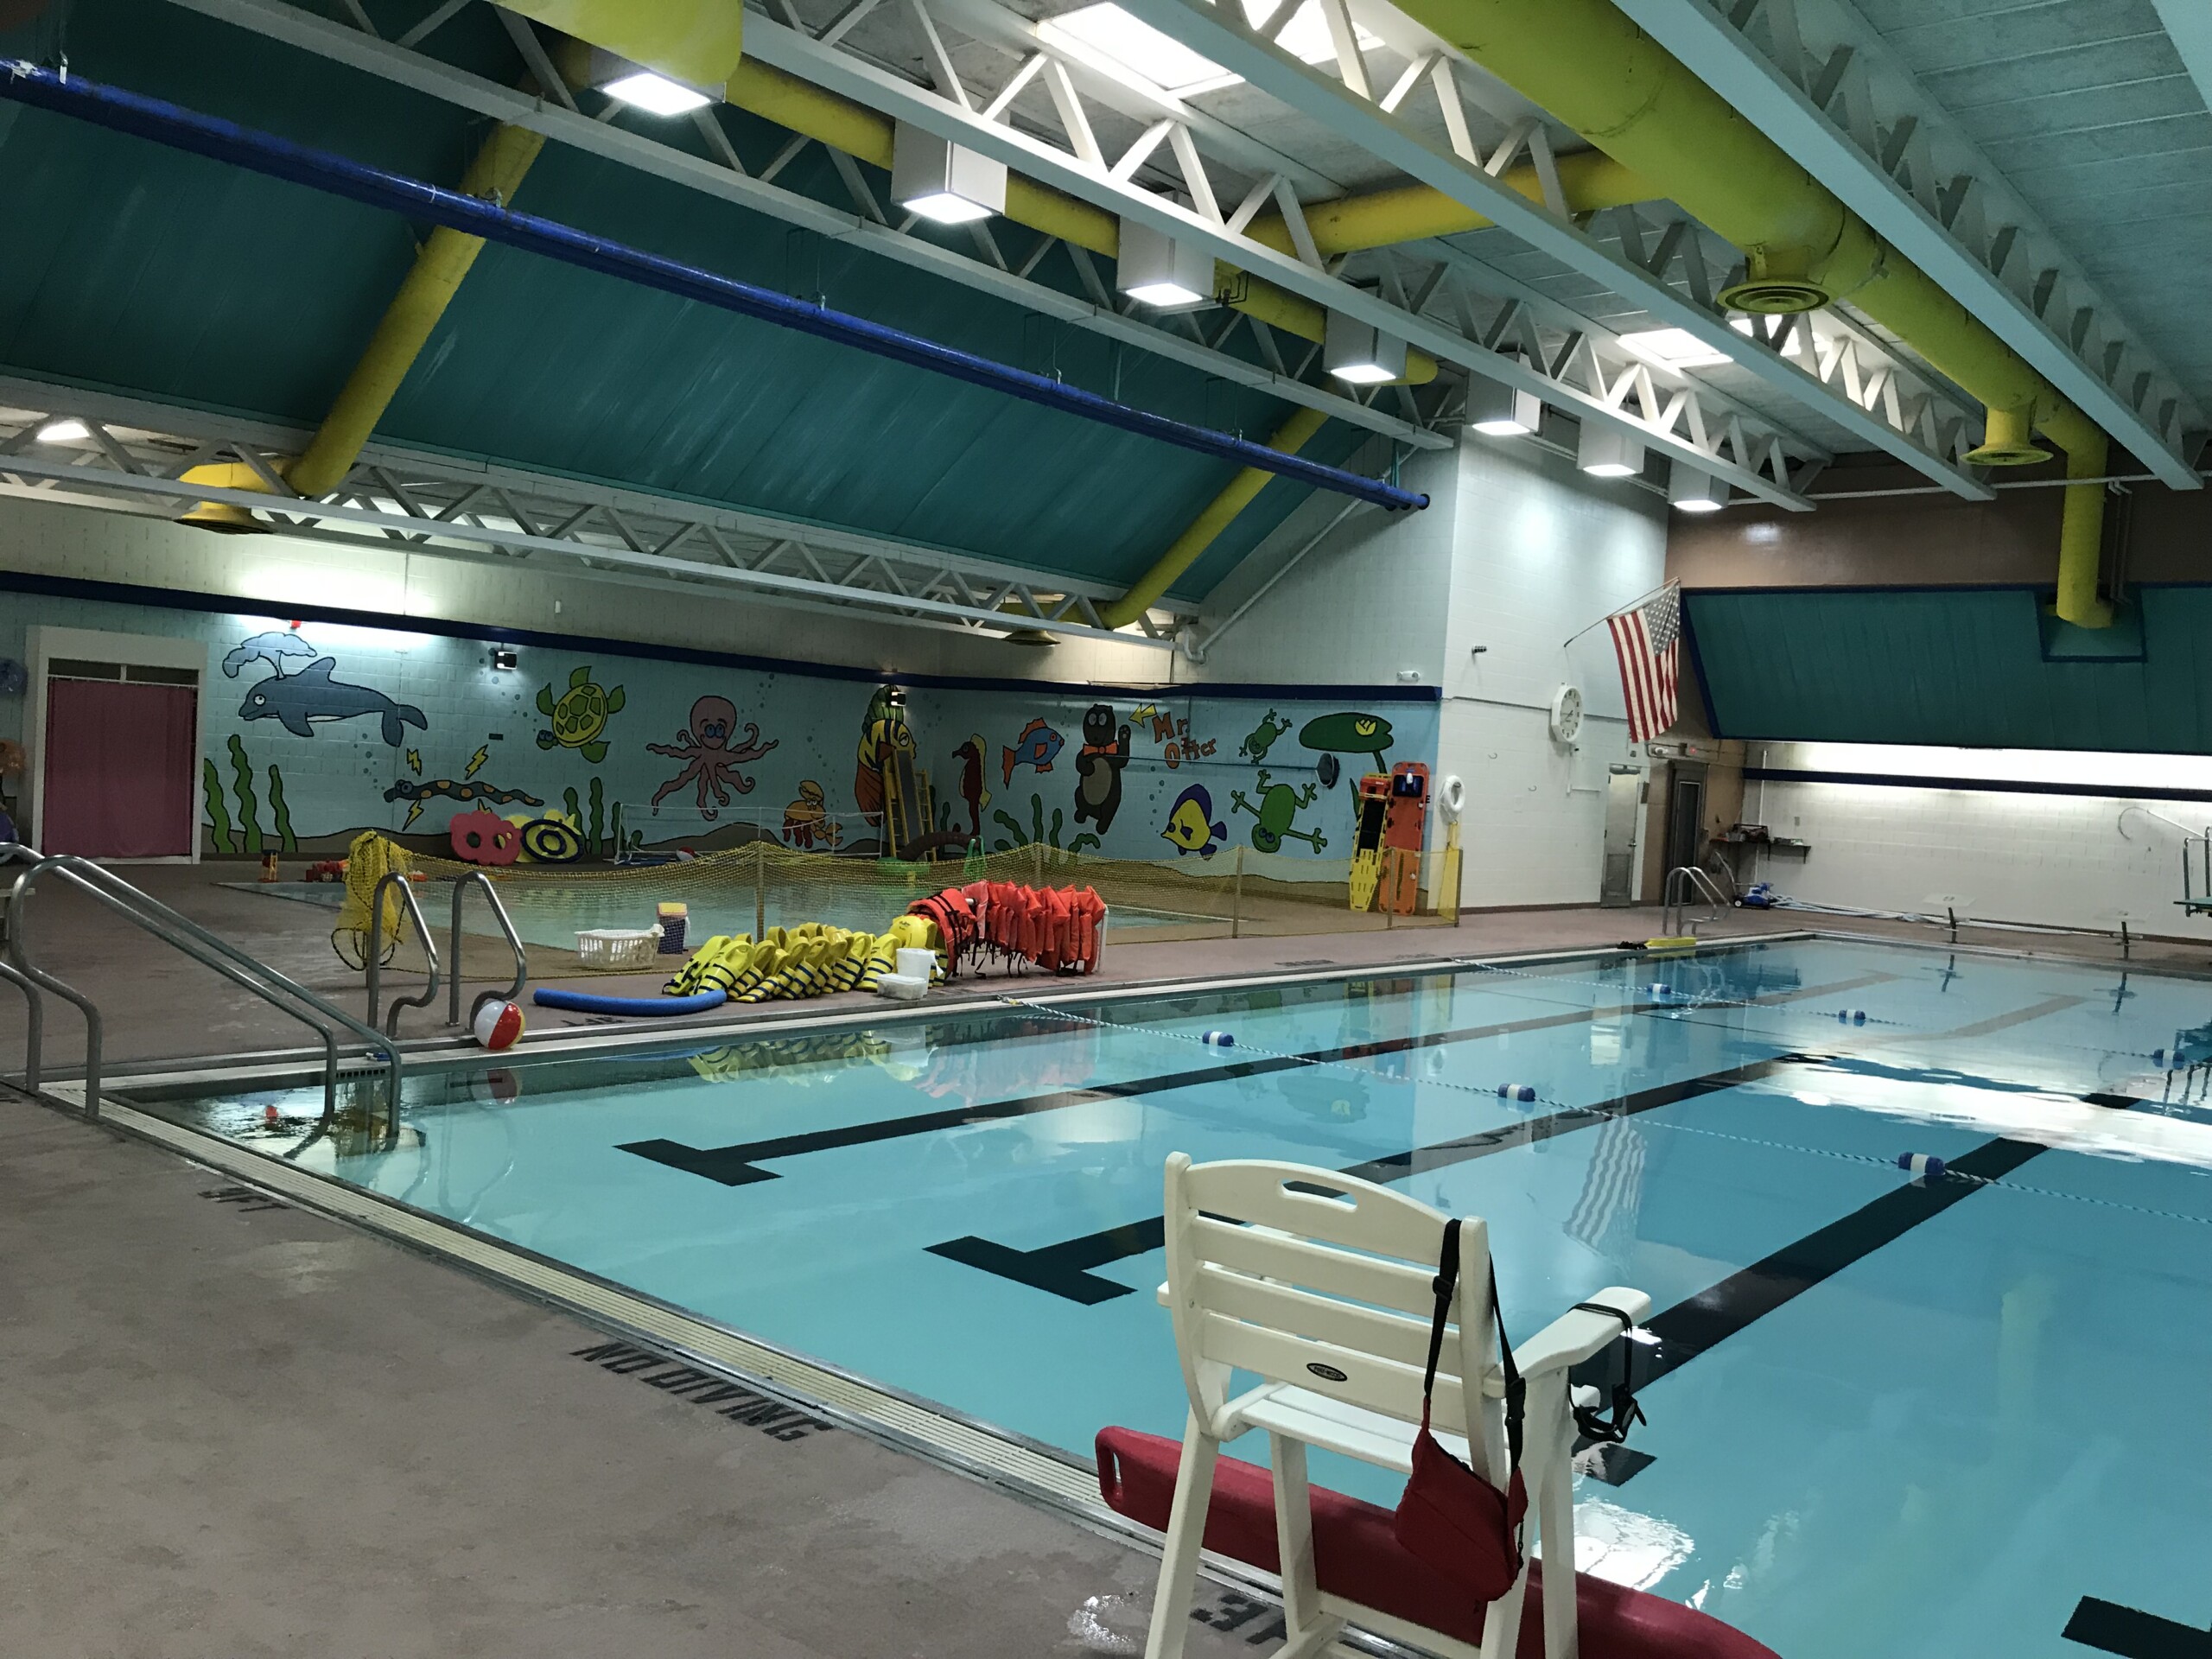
[405,748,422,775]
[1160,784,1226,858]
[465,744,489,779]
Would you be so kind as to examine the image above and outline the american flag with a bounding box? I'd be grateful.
[1605,583,1681,744]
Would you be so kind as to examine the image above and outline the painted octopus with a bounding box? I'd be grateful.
[647,695,779,818]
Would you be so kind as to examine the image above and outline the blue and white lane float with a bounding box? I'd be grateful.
[532,987,730,1017]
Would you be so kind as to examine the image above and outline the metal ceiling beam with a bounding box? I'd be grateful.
[1605,0,2203,490]
[151,0,1442,450]
[746,13,1819,508]
[1109,0,1992,500]
[0,385,1185,646]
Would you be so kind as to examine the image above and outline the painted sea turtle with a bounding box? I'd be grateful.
[536,665,626,763]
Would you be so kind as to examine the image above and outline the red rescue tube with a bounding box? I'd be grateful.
[1096,1428,1778,1659]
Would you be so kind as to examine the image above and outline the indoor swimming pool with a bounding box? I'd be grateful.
[122,938,2212,1658]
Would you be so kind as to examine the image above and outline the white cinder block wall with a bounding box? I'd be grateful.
[1749,741,2212,938]
[1440,439,1665,906]
[1193,430,1667,906]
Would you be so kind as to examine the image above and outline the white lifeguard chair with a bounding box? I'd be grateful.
[1141,1154,1650,1659]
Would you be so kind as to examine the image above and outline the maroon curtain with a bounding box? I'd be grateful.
[42,680,199,858]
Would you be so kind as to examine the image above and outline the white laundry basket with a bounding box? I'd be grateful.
[575,927,660,971]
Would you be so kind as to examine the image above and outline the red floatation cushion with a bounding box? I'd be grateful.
[1095,1428,1779,1659]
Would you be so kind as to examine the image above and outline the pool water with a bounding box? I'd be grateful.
[132,938,2212,1657]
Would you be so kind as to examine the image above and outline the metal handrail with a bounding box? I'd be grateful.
[447,871,527,1026]
[365,871,440,1038]
[6,853,402,1120]
[1662,865,1731,938]
[0,842,47,1090]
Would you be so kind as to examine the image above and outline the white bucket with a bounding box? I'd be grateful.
[895,947,937,982]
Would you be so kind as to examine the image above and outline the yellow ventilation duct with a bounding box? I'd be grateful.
[1389,0,2118,623]
[498,0,745,89]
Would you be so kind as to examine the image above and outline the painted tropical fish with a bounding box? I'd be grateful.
[239,658,428,747]
[221,631,318,679]
[1161,784,1227,858]
[1001,717,1064,785]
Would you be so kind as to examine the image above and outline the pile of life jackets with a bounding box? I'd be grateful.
[665,915,943,1004]
[907,882,1105,978]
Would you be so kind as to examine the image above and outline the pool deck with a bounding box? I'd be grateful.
[4,860,2202,1079]
[0,1084,1274,1658]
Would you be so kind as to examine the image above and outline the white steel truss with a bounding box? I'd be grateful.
[1109,0,1993,499]
[0,382,1183,648]
[1606,0,2206,489]
[158,0,1444,454]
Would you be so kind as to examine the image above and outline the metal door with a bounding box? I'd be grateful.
[1599,768,1642,906]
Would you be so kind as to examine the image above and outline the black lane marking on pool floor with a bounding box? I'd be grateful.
[619,970,1897,1186]
[927,1055,1811,1305]
[2062,1596,2212,1656]
[572,1339,835,1442]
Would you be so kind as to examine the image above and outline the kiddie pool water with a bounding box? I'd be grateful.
[124,938,2212,1658]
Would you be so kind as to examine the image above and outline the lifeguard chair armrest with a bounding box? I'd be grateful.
[1512,1287,1650,1376]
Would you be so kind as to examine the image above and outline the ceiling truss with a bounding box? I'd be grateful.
[0,384,1182,648]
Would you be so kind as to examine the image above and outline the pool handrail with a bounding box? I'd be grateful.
[446,871,527,1027]
[0,842,54,1096]
[365,870,440,1038]
[5,852,403,1120]
[1662,864,1731,938]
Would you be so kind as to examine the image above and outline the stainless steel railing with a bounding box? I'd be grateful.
[365,871,439,1038]
[1661,865,1732,938]
[4,851,402,1120]
[446,871,526,1026]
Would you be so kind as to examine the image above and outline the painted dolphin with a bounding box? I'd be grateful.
[239,657,428,747]
[222,631,319,678]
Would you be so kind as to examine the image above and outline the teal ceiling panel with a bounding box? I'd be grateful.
[1687,587,2212,753]
[0,0,1365,599]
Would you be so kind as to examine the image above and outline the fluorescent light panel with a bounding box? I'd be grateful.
[1041,3,1239,96]
[1465,376,1541,437]
[1669,458,1725,512]
[1117,218,1212,309]
[1323,310,1406,385]
[35,418,89,444]
[601,70,714,116]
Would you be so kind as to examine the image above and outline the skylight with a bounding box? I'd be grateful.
[1040,4,1240,98]
[1618,327,1734,371]
[1242,0,1384,67]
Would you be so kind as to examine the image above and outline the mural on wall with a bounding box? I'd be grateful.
[853,685,912,825]
[1001,717,1063,785]
[1230,771,1325,853]
[1160,783,1228,858]
[1,598,1435,865]
[238,653,428,747]
[648,695,778,817]
[1071,704,1131,835]
[537,664,626,763]
[1299,711,1395,791]
[782,780,840,849]
[950,736,990,840]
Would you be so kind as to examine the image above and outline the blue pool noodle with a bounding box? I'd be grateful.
[532,987,729,1016]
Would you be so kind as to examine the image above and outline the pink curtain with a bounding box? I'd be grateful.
[42,680,199,858]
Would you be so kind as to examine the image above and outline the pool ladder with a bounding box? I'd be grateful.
[363,870,526,1037]
[0,843,402,1122]
[1661,865,1732,938]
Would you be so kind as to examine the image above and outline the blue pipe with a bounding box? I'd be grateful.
[0,61,1428,512]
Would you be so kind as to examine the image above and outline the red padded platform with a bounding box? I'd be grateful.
[1097,1427,1778,1658]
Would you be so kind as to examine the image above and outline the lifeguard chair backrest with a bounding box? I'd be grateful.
[1161,1154,1501,1459]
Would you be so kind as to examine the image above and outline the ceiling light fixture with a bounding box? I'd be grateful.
[34,417,89,444]
[1323,311,1406,386]
[1117,217,1212,309]
[1618,327,1733,371]
[1465,373,1541,438]
[600,69,715,116]
[1577,422,1645,479]
[892,122,1007,225]
[1039,3,1240,97]
[1669,458,1726,512]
